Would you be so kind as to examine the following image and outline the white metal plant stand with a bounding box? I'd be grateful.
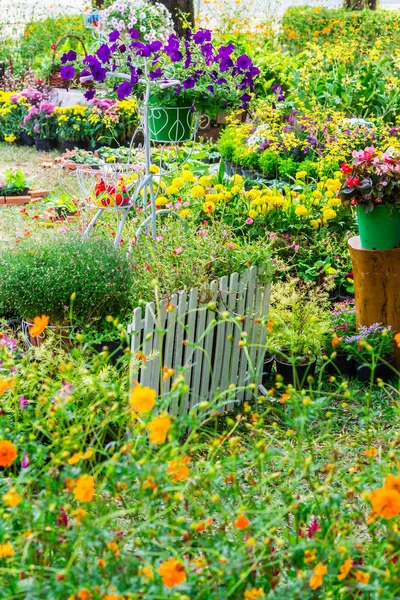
[61,68,205,247]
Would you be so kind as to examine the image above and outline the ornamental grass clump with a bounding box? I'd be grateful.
[0,232,134,324]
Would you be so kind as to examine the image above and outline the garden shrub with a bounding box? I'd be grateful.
[0,232,134,323]
[259,149,280,177]
[278,156,298,180]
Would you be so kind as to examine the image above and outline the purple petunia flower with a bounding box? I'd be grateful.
[236,54,252,71]
[61,50,77,64]
[193,29,212,45]
[183,76,196,89]
[109,29,120,42]
[96,44,111,63]
[149,68,162,80]
[60,65,75,80]
[117,81,132,100]
[129,28,139,39]
[84,89,96,101]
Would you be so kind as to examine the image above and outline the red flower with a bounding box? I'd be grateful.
[50,44,56,51]
[346,176,360,188]
[340,162,352,175]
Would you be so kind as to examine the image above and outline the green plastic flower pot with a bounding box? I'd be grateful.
[148,104,193,143]
[356,204,400,250]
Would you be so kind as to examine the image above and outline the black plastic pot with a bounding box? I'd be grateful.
[224,160,232,176]
[231,165,242,176]
[275,356,316,387]
[326,353,355,376]
[356,356,395,382]
[242,168,257,180]
[20,131,35,146]
[34,138,55,152]
[261,354,275,385]
[91,341,128,366]
[62,139,88,151]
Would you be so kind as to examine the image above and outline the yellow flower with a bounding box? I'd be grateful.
[3,489,22,507]
[166,185,179,196]
[232,174,243,184]
[322,208,337,221]
[295,204,308,217]
[179,209,192,219]
[354,570,370,584]
[337,556,352,581]
[73,475,95,503]
[244,589,264,599]
[192,185,206,199]
[296,171,307,179]
[129,384,156,413]
[181,170,196,183]
[150,164,160,174]
[327,198,341,207]
[139,565,154,581]
[68,452,83,465]
[231,185,241,195]
[248,209,258,219]
[312,190,323,199]
[148,414,171,444]
[172,177,185,189]
[309,563,327,590]
[202,200,216,213]
[0,542,15,558]
[156,196,168,206]
[199,175,212,187]
[304,549,316,563]
[4,134,16,143]
[310,219,321,230]
[325,190,334,198]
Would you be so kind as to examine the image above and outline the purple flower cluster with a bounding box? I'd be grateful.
[10,88,45,106]
[0,334,17,351]
[344,323,391,344]
[61,28,259,110]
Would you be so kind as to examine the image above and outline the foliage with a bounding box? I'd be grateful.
[0,168,29,194]
[0,232,134,323]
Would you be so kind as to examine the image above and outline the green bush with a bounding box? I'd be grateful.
[278,157,298,180]
[217,128,237,161]
[0,232,134,323]
[259,149,280,177]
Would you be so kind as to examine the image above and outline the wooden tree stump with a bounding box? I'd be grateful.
[348,235,400,367]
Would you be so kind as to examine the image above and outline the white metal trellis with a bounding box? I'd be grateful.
[59,65,207,247]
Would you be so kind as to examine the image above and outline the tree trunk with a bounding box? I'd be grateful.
[344,0,377,9]
[152,0,195,37]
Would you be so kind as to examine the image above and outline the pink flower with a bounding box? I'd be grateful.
[21,452,29,468]
[19,396,28,410]
[173,246,183,255]
[246,218,254,225]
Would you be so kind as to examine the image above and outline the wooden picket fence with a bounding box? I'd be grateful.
[128,265,272,415]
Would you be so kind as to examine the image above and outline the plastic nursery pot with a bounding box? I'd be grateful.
[34,138,55,152]
[325,353,356,377]
[20,131,35,146]
[356,204,400,250]
[231,165,243,176]
[261,353,275,385]
[356,355,395,383]
[224,160,232,176]
[148,102,194,143]
[275,355,316,387]
[62,140,88,151]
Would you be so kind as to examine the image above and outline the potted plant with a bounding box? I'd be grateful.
[0,232,134,342]
[45,191,79,219]
[80,320,129,366]
[10,88,49,146]
[267,280,329,387]
[0,169,31,205]
[60,28,259,144]
[344,323,395,382]
[339,147,400,250]
[23,101,57,152]
[324,300,357,376]
[55,105,89,150]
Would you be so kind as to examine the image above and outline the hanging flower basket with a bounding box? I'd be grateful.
[148,104,194,143]
[356,204,400,250]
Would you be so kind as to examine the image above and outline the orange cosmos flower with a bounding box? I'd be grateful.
[148,415,171,444]
[363,448,377,458]
[234,513,250,529]
[0,440,17,467]
[384,474,400,493]
[0,378,15,397]
[309,563,327,590]
[73,475,95,503]
[0,542,15,558]
[337,556,352,581]
[369,486,400,519]
[331,334,342,348]
[129,384,156,413]
[394,332,400,347]
[77,590,92,600]
[2,489,22,507]
[167,456,190,482]
[244,588,264,599]
[354,570,370,584]
[29,315,49,337]
[158,557,186,588]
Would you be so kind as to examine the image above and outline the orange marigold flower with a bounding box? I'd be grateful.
[158,557,186,588]
[363,448,377,458]
[0,542,15,558]
[29,315,49,337]
[129,384,156,413]
[2,489,22,507]
[77,590,92,600]
[354,570,370,584]
[244,588,264,599]
[309,563,327,590]
[0,440,17,467]
[73,475,95,503]
[167,456,190,482]
[148,415,171,445]
[384,474,400,493]
[0,378,15,397]
[234,513,250,529]
[337,556,352,581]
[370,486,400,519]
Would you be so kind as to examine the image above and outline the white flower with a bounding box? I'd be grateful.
[140,25,146,31]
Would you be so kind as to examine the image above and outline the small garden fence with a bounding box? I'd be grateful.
[128,265,271,415]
